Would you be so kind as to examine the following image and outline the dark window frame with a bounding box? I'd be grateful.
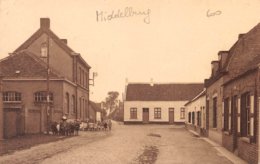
[130,108,137,119]
[213,97,217,128]
[180,108,185,119]
[154,108,161,119]
[3,91,22,102]
[34,91,53,103]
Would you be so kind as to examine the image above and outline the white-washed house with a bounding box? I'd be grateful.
[185,89,206,136]
[123,83,204,124]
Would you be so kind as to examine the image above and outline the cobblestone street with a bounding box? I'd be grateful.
[0,122,233,164]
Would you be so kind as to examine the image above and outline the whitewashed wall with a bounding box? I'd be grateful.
[185,95,206,128]
[124,101,187,123]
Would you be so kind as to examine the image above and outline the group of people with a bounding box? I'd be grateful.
[50,117,81,136]
[50,116,113,135]
[102,119,112,131]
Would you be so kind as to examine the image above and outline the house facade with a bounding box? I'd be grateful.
[204,23,260,164]
[124,83,204,124]
[220,24,260,164]
[0,18,91,138]
[185,89,206,136]
[204,51,229,145]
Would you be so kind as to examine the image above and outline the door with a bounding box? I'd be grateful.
[143,108,149,123]
[169,108,174,124]
[4,108,21,138]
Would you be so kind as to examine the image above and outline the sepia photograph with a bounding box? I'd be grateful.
[0,0,260,163]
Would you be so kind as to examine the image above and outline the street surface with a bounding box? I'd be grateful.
[0,122,232,164]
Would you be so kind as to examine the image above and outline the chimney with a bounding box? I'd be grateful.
[238,33,245,39]
[61,39,67,44]
[40,18,50,29]
[211,61,219,77]
[150,78,154,87]
[218,51,229,69]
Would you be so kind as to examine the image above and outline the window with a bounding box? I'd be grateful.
[223,98,229,131]
[130,108,137,119]
[154,108,161,119]
[79,67,82,85]
[213,97,217,128]
[192,112,195,124]
[82,98,84,118]
[34,91,53,102]
[3,92,21,102]
[79,98,82,117]
[71,95,76,113]
[65,93,69,114]
[197,111,201,126]
[188,112,191,123]
[41,43,47,57]
[180,108,185,119]
[231,96,237,134]
[241,92,251,137]
[85,73,88,88]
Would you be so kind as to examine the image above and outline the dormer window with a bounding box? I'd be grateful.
[41,43,48,57]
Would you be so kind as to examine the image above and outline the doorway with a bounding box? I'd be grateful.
[143,108,149,124]
[169,108,174,124]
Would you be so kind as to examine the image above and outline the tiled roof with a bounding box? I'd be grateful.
[184,89,206,106]
[125,83,204,101]
[0,50,62,78]
[14,24,91,69]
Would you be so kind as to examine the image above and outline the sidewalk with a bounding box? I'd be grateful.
[188,130,247,164]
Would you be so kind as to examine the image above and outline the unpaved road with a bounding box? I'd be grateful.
[0,122,232,164]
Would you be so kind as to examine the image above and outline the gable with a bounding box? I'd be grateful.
[25,33,74,81]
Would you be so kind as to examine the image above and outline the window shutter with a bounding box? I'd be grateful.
[222,101,224,129]
[237,98,241,133]
[228,99,231,131]
[250,95,254,136]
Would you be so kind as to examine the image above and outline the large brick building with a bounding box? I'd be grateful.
[0,18,91,138]
[205,23,260,163]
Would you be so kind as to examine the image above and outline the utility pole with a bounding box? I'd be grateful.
[46,35,50,134]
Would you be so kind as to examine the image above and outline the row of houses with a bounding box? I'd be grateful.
[123,23,260,163]
[0,18,102,139]
[185,23,260,164]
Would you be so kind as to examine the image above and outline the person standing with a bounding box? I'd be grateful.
[108,119,112,131]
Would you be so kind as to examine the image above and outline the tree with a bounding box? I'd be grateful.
[104,91,119,117]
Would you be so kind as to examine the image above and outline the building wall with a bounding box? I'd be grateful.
[26,33,74,81]
[76,86,89,121]
[2,80,64,134]
[223,71,258,164]
[206,77,223,145]
[124,101,187,123]
[185,95,206,135]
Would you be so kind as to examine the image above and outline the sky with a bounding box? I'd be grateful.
[1,0,260,102]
